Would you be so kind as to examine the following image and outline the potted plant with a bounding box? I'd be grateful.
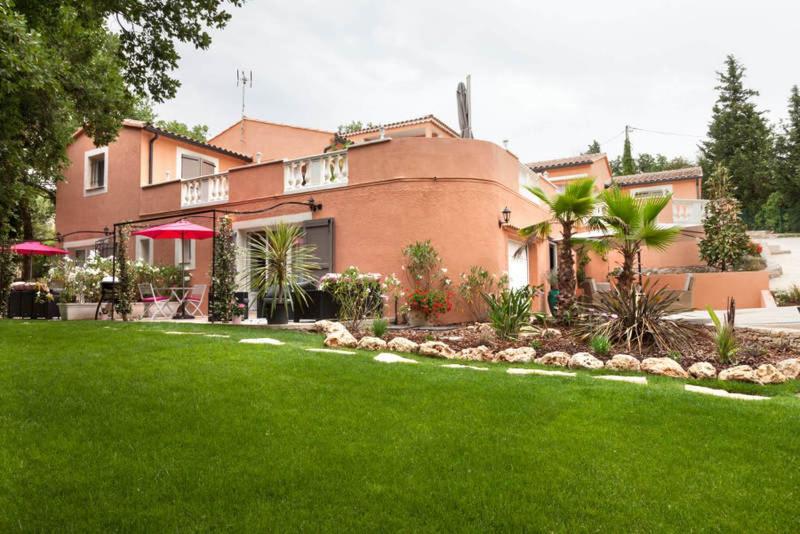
[49,253,110,320]
[401,240,452,326]
[249,222,319,325]
[546,269,559,315]
[407,288,452,326]
[231,301,246,324]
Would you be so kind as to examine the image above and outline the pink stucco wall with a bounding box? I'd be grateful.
[644,271,769,309]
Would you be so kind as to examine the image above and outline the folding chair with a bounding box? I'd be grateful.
[183,284,207,317]
[138,283,170,319]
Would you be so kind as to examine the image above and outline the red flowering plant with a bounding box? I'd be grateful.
[407,288,453,319]
[401,240,453,321]
[746,241,763,256]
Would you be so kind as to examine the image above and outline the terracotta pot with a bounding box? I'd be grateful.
[407,309,429,327]
[232,316,242,325]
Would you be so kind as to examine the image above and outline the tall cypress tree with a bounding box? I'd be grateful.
[700,55,774,226]
[773,85,800,231]
[585,140,601,154]
[621,128,636,175]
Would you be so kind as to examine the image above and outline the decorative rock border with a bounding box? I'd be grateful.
[374,353,418,364]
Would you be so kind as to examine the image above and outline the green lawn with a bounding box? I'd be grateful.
[1,321,799,532]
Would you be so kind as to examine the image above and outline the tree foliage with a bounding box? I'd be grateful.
[699,165,750,271]
[771,85,800,231]
[337,121,377,134]
[700,55,774,226]
[210,216,237,321]
[621,129,636,175]
[585,140,601,154]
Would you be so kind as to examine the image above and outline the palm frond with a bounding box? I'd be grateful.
[637,222,680,251]
[640,193,672,224]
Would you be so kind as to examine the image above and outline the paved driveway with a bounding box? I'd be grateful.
[753,236,800,290]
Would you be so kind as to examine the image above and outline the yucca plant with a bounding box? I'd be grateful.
[482,285,537,340]
[249,222,319,323]
[580,281,694,353]
[707,305,738,364]
[589,334,611,356]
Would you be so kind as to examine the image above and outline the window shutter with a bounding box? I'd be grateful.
[201,160,216,176]
[302,218,334,280]
[181,155,201,179]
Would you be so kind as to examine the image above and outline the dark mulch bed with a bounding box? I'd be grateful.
[359,323,800,371]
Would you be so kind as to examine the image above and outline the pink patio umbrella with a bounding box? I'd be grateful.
[10,241,69,279]
[132,220,215,319]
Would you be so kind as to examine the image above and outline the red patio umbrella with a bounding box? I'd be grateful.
[10,241,69,279]
[132,220,216,319]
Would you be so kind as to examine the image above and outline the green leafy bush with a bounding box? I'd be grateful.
[482,286,539,340]
[707,306,738,364]
[371,318,388,338]
[319,267,384,331]
[589,334,611,356]
[457,266,507,321]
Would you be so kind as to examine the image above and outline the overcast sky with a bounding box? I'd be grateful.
[154,0,800,163]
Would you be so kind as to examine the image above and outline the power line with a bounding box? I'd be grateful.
[628,125,703,139]
[598,129,626,146]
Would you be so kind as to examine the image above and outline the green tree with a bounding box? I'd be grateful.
[337,121,377,134]
[130,98,209,142]
[621,128,637,175]
[597,187,680,291]
[636,153,694,173]
[210,216,237,321]
[519,178,598,322]
[699,164,750,271]
[700,55,774,226]
[585,140,601,154]
[772,85,800,231]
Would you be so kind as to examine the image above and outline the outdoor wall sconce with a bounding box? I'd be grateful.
[498,206,511,228]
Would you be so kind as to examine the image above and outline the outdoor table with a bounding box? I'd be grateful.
[162,287,194,320]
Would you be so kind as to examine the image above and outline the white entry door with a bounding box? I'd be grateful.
[507,240,529,289]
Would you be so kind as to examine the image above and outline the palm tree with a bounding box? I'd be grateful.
[597,186,680,291]
[519,177,598,321]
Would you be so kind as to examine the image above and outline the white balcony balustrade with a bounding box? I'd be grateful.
[284,151,348,193]
[518,164,543,205]
[181,172,229,208]
[672,198,709,226]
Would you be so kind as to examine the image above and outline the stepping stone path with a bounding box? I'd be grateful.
[205,334,230,338]
[164,331,204,335]
[507,368,576,377]
[305,348,356,355]
[441,364,488,371]
[374,353,418,364]
[684,384,769,401]
[594,375,647,385]
[239,338,285,346]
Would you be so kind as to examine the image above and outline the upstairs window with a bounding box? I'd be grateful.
[84,147,109,195]
[178,148,218,180]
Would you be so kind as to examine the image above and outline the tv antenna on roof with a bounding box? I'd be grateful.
[236,70,253,144]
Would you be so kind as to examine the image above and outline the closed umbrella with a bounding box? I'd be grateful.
[10,241,69,279]
[457,77,473,139]
[132,220,215,319]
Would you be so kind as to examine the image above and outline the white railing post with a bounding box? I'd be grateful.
[518,163,542,205]
[180,172,229,208]
[672,199,709,226]
[283,150,348,193]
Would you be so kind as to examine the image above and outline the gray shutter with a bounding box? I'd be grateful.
[181,155,201,179]
[303,218,334,280]
[201,160,216,176]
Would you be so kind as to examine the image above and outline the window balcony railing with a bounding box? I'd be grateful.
[518,164,543,205]
[284,150,348,193]
[181,172,229,208]
[672,198,708,226]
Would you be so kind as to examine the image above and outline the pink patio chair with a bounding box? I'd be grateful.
[183,284,207,317]
[138,283,170,319]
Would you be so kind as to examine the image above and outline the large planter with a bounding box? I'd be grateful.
[547,289,559,315]
[407,309,429,327]
[266,303,289,325]
[58,303,98,321]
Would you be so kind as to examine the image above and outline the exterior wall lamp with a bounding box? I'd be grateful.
[498,206,511,228]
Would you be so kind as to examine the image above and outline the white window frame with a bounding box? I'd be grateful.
[84,147,109,196]
[135,236,154,265]
[174,239,196,270]
[630,184,672,198]
[177,147,219,180]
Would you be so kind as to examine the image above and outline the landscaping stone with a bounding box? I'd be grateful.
[604,354,641,372]
[541,328,562,339]
[507,368,575,377]
[495,346,537,364]
[204,334,231,338]
[754,364,788,385]
[535,351,571,367]
[718,365,757,383]
[688,362,717,380]
[641,357,688,379]
[357,336,388,351]
[314,320,346,334]
[165,331,204,335]
[387,337,419,353]
[441,364,488,371]
[374,352,418,364]
[568,352,604,370]
[776,358,800,380]
[685,384,769,401]
[594,375,647,385]
[459,345,493,361]
[418,341,456,359]
[239,338,285,346]
[518,326,539,341]
[305,348,356,355]
[324,329,358,348]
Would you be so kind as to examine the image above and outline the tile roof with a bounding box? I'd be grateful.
[343,114,460,138]
[527,153,607,172]
[609,166,703,187]
[144,124,252,162]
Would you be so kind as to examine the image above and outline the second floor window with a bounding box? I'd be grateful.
[89,155,105,189]
[180,154,216,179]
[84,146,108,195]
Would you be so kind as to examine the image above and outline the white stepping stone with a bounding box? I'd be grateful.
[441,364,488,371]
[685,384,769,401]
[594,375,647,385]
[164,331,204,335]
[204,334,230,338]
[239,338,285,346]
[374,353,418,364]
[507,368,576,377]
[305,348,356,355]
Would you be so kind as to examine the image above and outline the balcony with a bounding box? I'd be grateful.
[181,172,230,208]
[518,164,543,205]
[284,151,348,193]
[672,198,708,226]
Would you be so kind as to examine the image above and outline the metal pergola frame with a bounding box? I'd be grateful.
[108,197,323,320]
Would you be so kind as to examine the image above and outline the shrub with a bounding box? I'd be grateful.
[210,215,237,321]
[401,240,452,321]
[371,318,388,338]
[320,267,383,331]
[407,288,452,320]
[707,306,738,364]
[580,281,695,353]
[774,284,800,306]
[589,334,611,356]
[482,285,539,340]
[114,224,136,320]
[457,266,507,321]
